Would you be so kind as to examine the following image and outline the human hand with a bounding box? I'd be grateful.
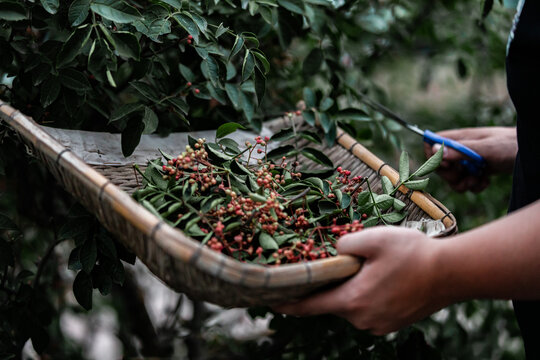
[274,227,450,335]
[423,127,516,193]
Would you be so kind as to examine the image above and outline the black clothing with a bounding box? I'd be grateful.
[506,0,540,358]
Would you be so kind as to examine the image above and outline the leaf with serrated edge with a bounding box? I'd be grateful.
[399,151,410,182]
[301,147,333,168]
[404,178,429,191]
[381,176,393,194]
[413,144,444,178]
[216,122,245,138]
[259,232,278,250]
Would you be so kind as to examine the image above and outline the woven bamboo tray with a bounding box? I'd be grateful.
[0,100,456,307]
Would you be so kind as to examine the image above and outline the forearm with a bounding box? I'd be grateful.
[436,200,540,302]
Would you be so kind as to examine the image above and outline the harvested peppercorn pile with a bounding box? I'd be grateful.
[134,127,442,265]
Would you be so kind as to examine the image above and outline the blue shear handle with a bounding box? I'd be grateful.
[423,130,486,175]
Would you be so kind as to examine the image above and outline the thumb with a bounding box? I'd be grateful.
[336,227,392,258]
[433,141,479,163]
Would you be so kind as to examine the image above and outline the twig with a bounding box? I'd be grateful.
[33,237,67,287]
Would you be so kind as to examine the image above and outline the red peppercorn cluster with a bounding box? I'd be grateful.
[151,136,370,265]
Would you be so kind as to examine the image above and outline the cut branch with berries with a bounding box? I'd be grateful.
[133,124,443,265]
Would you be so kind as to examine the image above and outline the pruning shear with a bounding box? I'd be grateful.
[358,94,486,175]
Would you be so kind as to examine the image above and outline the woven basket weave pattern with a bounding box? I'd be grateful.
[0,101,456,307]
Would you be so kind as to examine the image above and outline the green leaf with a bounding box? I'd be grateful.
[73,271,93,310]
[241,31,259,48]
[267,145,296,160]
[242,51,255,82]
[259,232,278,250]
[142,107,158,134]
[215,23,228,38]
[106,70,117,87]
[160,0,182,9]
[341,193,351,209]
[381,212,407,224]
[0,2,26,21]
[179,63,195,83]
[68,0,90,26]
[216,122,246,138]
[375,194,394,210]
[133,12,171,41]
[219,138,241,154]
[303,48,323,77]
[254,67,266,106]
[185,11,208,32]
[318,200,338,214]
[40,0,59,14]
[381,176,393,195]
[414,144,444,177]
[394,198,406,211]
[319,112,331,132]
[301,147,333,167]
[59,68,91,91]
[277,0,304,14]
[363,216,379,227]
[357,191,371,206]
[57,25,93,68]
[68,247,82,271]
[334,189,342,204]
[271,127,294,142]
[204,56,220,87]
[399,151,410,182]
[230,35,245,59]
[299,130,322,144]
[303,87,316,108]
[174,13,199,42]
[80,238,97,274]
[229,173,250,193]
[111,31,141,60]
[121,118,144,157]
[334,108,370,122]
[325,120,337,145]
[40,76,61,108]
[404,179,429,191]
[130,81,160,102]
[304,177,324,190]
[109,103,143,122]
[90,0,141,23]
[92,265,113,295]
[166,97,189,115]
[251,49,270,74]
[206,142,233,161]
[187,224,206,237]
[239,91,255,124]
[320,97,334,112]
[225,83,240,109]
[303,110,316,126]
[274,233,298,246]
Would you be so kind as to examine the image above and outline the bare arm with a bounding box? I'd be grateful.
[275,200,540,335]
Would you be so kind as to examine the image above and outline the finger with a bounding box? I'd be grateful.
[273,282,351,316]
[435,127,492,140]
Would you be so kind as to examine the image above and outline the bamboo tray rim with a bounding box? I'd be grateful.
[0,100,456,291]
